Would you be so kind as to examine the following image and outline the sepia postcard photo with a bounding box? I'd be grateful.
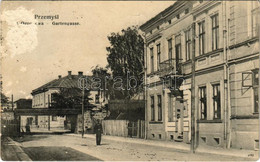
[0,0,259,161]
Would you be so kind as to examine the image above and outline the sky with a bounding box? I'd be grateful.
[0,1,174,100]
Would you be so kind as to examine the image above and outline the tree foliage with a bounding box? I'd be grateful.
[1,93,9,104]
[106,26,144,99]
[51,88,94,110]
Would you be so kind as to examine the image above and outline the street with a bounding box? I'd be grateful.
[8,133,255,161]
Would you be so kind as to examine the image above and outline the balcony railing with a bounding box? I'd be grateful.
[158,58,182,77]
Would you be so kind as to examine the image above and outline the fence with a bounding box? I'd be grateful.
[102,120,145,138]
[1,119,19,137]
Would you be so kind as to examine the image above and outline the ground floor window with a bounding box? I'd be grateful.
[199,86,207,120]
[253,69,259,113]
[158,95,162,121]
[151,96,155,121]
[212,84,221,119]
[168,94,173,122]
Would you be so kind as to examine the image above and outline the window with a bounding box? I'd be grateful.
[253,69,259,113]
[199,86,207,120]
[157,44,161,71]
[157,26,160,30]
[229,5,235,44]
[185,8,189,14]
[168,20,172,25]
[95,94,100,104]
[212,14,219,51]
[158,95,162,121]
[52,116,57,121]
[212,84,221,119]
[252,3,259,37]
[176,14,180,19]
[198,21,205,55]
[150,48,154,73]
[175,34,182,62]
[168,39,172,60]
[168,93,173,122]
[185,29,192,61]
[151,96,155,121]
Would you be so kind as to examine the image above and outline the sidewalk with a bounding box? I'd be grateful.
[66,133,259,159]
[1,137,32,161]
[30,127,71,133]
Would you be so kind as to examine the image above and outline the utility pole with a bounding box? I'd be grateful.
[11,94,14,111]
[82,78,85,138]
[190,22,196,153]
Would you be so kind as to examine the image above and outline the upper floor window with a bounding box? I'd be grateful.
[168,39,172,60]
[199,86,207,120]
[157,44,161,71]
[198,21,205,55]
[252,3,259,37]
[253,69,259,113]
[212,83,221,119]
[176,14,180,19]
[211,14,219,51]
[52,116,57,121]
[175,34,182,61]
[185,8,189,14]
[158,95,162,121]
[185,29,192,61]
[150,47,154,73]
[151,96,155,121]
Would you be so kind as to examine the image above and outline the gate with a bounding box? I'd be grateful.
[127,120,145,138]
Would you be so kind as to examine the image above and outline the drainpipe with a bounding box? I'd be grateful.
[227,18,232,149]
[143,35,148,140]
[190,22,196,153]
[223,1,229,148]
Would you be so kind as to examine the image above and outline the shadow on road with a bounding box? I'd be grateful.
[22,146,101,161]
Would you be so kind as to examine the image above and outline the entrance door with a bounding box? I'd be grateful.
[175,98,183,141]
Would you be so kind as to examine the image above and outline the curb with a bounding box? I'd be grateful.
[66,133,259,159]
[6,137,32,161]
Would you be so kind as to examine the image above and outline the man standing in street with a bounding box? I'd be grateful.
[94,119,102,145]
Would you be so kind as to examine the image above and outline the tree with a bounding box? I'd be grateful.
[1,93,9,104]
[106,26,144,99]
[51,88,94,111]
[91,65,111,100]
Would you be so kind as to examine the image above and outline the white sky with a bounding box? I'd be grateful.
[0,1,174,100]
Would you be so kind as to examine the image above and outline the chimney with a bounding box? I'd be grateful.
[78,71,83,76]
[58,75,62,79]
[68,71,72,76]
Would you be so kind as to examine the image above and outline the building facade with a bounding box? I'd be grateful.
[140,1,259,150]
[29,71,108,130]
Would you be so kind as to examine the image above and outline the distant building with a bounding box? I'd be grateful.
[14,99,32,109]
[27,71,108,131]
[140,1,259,150]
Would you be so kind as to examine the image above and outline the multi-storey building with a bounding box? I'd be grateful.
[140,1,259,150]
[24,71,108,130]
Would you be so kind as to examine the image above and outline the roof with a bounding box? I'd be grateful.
[14,98,32,103]
[31,74,92,95]
[139,1,184,32]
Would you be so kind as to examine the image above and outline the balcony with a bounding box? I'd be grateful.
[158,58,182,78]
